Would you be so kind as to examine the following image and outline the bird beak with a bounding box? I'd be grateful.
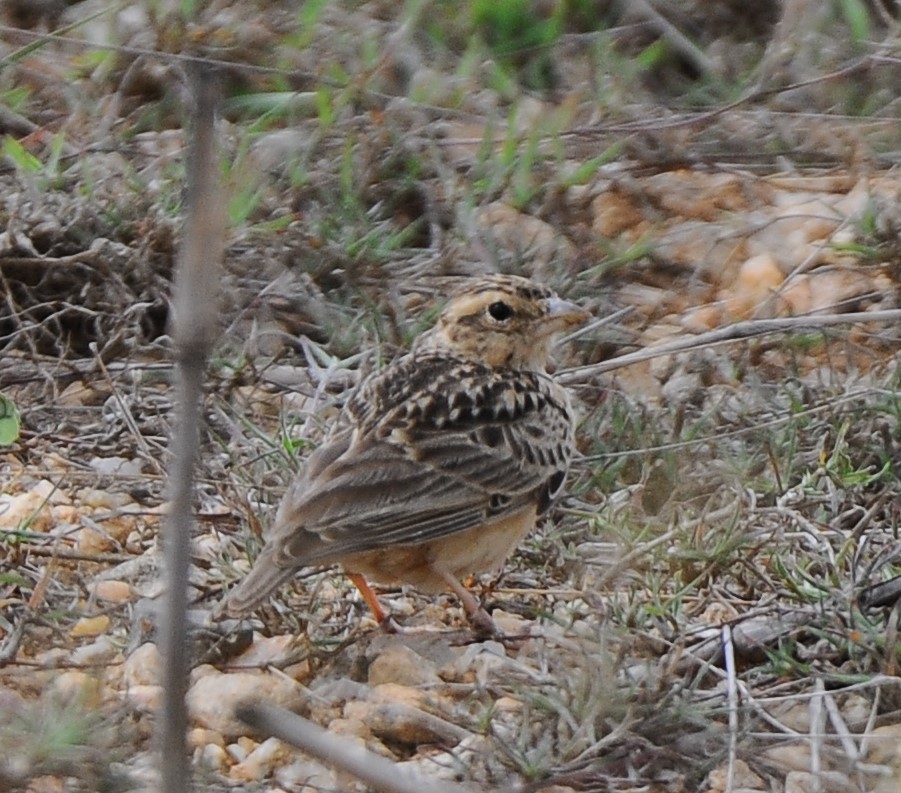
[544,296,590,331]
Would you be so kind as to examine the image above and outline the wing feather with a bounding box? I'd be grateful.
[266,358,574,568]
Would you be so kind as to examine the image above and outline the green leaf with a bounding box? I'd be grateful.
[2,136,42,173]
[636,38,668,70]
[0,392,20,444]
[561,142,625,187]
[839,0,871,41]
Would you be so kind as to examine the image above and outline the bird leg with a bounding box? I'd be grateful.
[347,569,498,637]
[433,565,499,637]
[346,572,402,633]
[346,571,388,624]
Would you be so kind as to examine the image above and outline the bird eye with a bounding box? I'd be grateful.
[487,301,514,322]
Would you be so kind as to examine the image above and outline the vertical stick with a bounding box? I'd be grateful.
[157,66,224,793]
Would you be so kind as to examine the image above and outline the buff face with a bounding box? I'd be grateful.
[419,276,589,370]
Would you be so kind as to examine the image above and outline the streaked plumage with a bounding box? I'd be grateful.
[225,274,588,631]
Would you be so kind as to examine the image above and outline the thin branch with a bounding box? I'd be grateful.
[156,67,225,793]
[558,309,901,384]
[236,703,475,793]
[628,0,715,77]
[721,624,738,793]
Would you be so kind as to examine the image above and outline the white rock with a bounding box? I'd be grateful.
[367,644,440,687]
[195,743,229,773]
[187,670,307,737]
[69,634,117,666]
[124,643,161,688]
[229,737,290,782]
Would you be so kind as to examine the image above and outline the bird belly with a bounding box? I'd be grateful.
[341,504,538,593]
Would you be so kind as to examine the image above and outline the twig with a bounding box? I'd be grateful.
[92,344,163,476]
[809,678,825,793]
[0,608,30,665]
[721,624,738,793]
[627,0,714,78]
[858,574,901,609]
[157,67,225,793]
[235,703,475,793]
[18,544,134,564]
[558,309,901,384]
[822,689,860,763]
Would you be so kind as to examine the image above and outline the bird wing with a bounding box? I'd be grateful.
[266,355,574,568]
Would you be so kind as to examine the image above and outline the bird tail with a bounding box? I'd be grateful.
[223,547,295,617]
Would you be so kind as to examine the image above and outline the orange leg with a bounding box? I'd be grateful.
[346,572,390,627]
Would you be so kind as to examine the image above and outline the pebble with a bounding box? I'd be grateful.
[195,743,229,773]
[229,737,289,782]
[123,643,161,688]
[69,634,117,666]
[125,684,162,713]
[441,640,510,684]
[784,770,853,793]
[0,488,59,531]
[705,759,765,791]
[367,643,441,687]
[274,757,336,789]
[187,670,307,737]
[92,579,133,603]
[864,723,901,764]
[70,615,110,637]
[49,671,102,708]
[187,727,224,749]
[345,699,471,746]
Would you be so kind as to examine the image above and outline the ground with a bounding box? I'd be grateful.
[1,1,901,791]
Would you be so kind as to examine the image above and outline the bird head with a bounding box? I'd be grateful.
[417,274,589,371]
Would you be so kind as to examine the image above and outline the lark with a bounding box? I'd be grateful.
[225,274,588,633]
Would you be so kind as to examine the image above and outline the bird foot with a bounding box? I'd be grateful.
[469,607,502,639]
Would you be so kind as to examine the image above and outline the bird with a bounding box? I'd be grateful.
[224,273,589,634]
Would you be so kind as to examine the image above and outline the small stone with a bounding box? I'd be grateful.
[195,743,229,773]
[761,744,812,773]
[0,489,56,532]
[784,770,853,793]
[70,615,110,637]
[347,699,470,747]
[274,757,336,789]
[534,787,579,793]
[367,644,440,687]
[477,201,576,276]
[491,609,530,636]
[188,727,225,749]
[494,696,523,713]
[124,643,161,688]
[865,723,901,764]
[69,635,116,666]
[327,717,373,741]
[706,759,765,791]
[229,736,290,782]
[125,684,162,713]
[441,640,510,684]
[187,671,307,737]
[87,456,144,477]
[728,253,784,316]
[395,733,492,783]
[75,487,131,509]
[91,579,133,603]
[226,742,250,763]
[49,671,102,708]
[369,683,426,708]
[231,634,301,669]
[591,190,647,239]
